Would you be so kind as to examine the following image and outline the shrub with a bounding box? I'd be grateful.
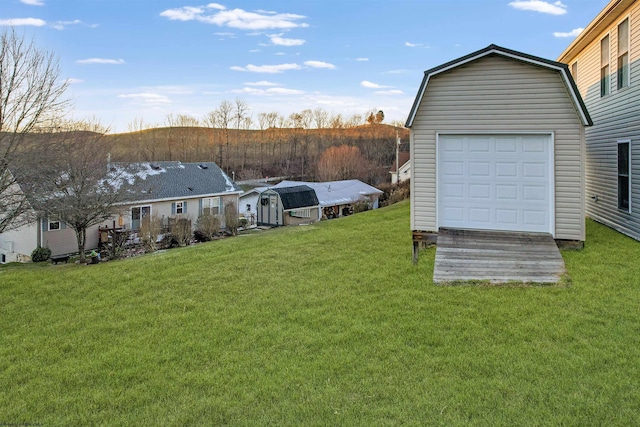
[171,217,192,246]
[140,213,163,252]
[31,246,52,263]
[224,202,239,236]
[195,213,221,241]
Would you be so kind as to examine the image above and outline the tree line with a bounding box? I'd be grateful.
[110,103,409,184]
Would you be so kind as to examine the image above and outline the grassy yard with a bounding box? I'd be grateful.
[1,200,639,426]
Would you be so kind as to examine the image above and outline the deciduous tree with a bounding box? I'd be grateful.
[34,121,137,262]
[0,28,69,234]
[317,145,371,181]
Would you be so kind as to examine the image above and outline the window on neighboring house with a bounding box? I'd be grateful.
[618,141,631,212]
[571,61,578,82]
[601,35,610,96]
[290,209,311,218]
[175,201,185,215]
[131,206,151,230]
[49,217,61,230]
[202,197,220,215]
[246,203,251,212]
[618,18,630,89]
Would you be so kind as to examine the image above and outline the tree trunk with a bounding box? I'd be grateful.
[76,227,87,262]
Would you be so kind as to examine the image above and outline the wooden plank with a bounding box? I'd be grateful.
[433,228,566,284]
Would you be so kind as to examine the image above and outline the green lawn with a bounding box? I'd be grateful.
[1,200,640,426]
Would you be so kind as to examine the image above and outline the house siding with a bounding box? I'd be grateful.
[0,223,38,262]
[410,55,585,240]
[560,1,640,240]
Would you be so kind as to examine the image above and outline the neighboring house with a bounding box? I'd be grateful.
[239,186,269,226]
[406,44,592,243]
[257,185,320,226]
[390,152,411,184]
[273,180,383,219]
[558,0,640,240]
[0,161,241,263]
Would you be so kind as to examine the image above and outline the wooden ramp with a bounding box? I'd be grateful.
[433,228,566,284]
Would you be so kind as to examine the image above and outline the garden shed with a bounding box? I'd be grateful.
[406,44,592,243]
[257,185,320,226]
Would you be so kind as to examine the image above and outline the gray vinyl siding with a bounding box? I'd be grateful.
[564,3,640,240]
[410,55,585,240]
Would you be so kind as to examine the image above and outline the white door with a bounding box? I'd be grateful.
[438,134,553,234]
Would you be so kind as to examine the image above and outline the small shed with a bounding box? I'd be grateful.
[257,185,320,226]
[406,44,592,242]
[273,180,383,219]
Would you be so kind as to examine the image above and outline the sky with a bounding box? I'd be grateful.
[1,0,610,133]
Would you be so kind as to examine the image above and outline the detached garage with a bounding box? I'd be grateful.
[406,44,592,243]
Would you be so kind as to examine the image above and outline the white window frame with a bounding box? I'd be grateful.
[202,197,220,216]
[617,17,630,90]
[175,201,185,215]
[131,205,152,230]
[601,34,611,97]
[289,208,311,218]
[48,217,61,231]
[618,140,631,213]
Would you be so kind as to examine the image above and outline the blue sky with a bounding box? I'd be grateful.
[1,0,608,133]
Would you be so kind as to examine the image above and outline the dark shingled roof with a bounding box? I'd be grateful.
[122,161,241,201]
[272,185,319,210]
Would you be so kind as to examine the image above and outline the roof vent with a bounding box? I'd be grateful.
[188,187,194,191]
[198,164,208,170]
[150,163,161,171]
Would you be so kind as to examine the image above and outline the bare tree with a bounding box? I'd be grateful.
[317,145,371,181]
[33,121,138,262]
[0,28,69,234]
[215,100,233,168]
[313,108,328,129]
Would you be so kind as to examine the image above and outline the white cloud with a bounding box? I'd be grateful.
[160,4,308,30]
[66,78,84,84]
[383,69,408,74]
[405,41,425,48]
[267,87,304,95]
[356,58,369,62]
[118,93,171,105]
[245,81,280,86]
[508,1,567,15]
[20,0,45,5]
[230,87,303,95]
[270,34,305,46]
[361,80,389,89]
[0,18,46,26]
[553,27,584,38]
[374,90,403,95]
[230,63,301,73]
[304,60,336,69]
[51,19,82,30]
[77,58,126,64]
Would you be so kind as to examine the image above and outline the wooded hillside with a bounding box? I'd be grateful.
[106,124,410,185]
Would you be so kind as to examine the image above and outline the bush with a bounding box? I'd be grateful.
[224,202,239,236]
[378,179,410,207]
[195,213,221,241]
[31,246,52,263]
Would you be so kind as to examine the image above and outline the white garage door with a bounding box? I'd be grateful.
[438,134,553,234]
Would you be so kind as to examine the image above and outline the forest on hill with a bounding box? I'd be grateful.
[106,123,410,185]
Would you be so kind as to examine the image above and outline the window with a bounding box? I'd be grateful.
[601,35,610,96]
[131,206,151,230]
[571,61,578,82]
[618,18,630,89]
[618,141,631,212]
[48,218,61,230]
[175,201,185,214]
[290,209,311,218]
[246,203,251,212]
[202,197,220,215]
